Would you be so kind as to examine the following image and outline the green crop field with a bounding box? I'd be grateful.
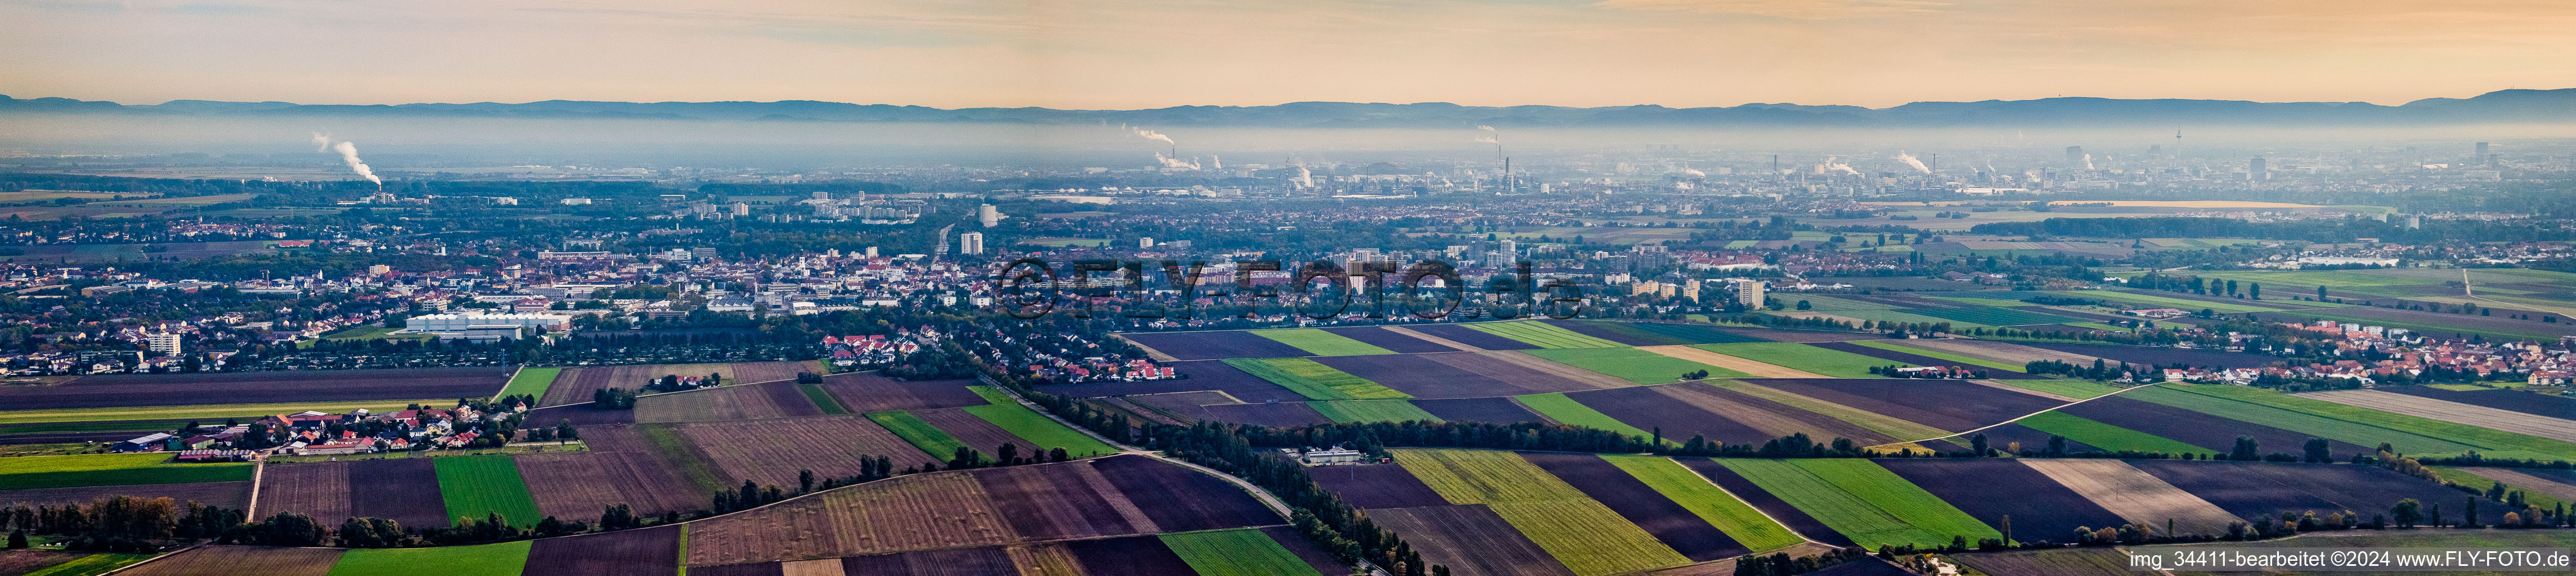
[1515,393,1654,440]
[1847,341,2027,374]
[17,553,153,576]
[1250,328,1397,356]
[1694,343,1907,378]
[1718,458,1992,549]
[798,382,849,414]
[1602,454,1804,552]
[1815,308,1980,327]
[2012,411,2207,454]
[2052,290,2280,314]
[1220,357,1411,400]
[2122,385,2479,457]
[2431,467,2570,511]
[1521,346,1748,384]
[498,367,560,400]
[637,423,727,492]
[1986,379,2126,400]
[867,411,971,457]
[1709,381,1953,442]
[1464,321,1624,348]
[1162,528,1326,576]
[1311,400,1442,424]
[1924,295,2048,308]
[966,385,1016,405]
[1390,449,1689,575]
[329,539,531,576]
[2272,308,2567,343]
[1907,307,2085,326]
[963,402,1119,457]
[0,453,252,488]
[1790,296,1900,311]
[1617,322,1767,344]
[0,400,442,425]
[2162,384,2576,460]
[434,454,542,528]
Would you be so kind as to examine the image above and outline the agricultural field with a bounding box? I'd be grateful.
[2128,460,2514,526]
[1874,458,2127,542]
[676,415,940,485]
[545,363,742,407]
[2296,389,2576,442]
[497,367,561,400]
[1712,458,1996,550]
[2017,458,2241,536]
[1709,381,1952,444]
[1320,352,1615,398]
[0,453,252,488]
[1400,323,1545,350]
[1809,342,2039,380]
[0,366,514,410]
[1220,357,1412,400]
[326,540,532,576]
[817,374,991,413]
[1320,326,1466,353]
[1390,449,1690,575]
[1520,453,1755,561]
[1464,321,1626,349]
[919,407,1042,460]
[433,454,544,528]
[2045,290,2280,314]
[1366,505,1578,576]
[868,410,972,457]
[622,424,730,493]
[0,551,155,576]
[1310,399,1442,424]
[961,400,1121,457]
[634,381,824,423]
[1882,339,2103,368]
[514,450,705,519]
[1250,328,1398,356]
[1564,385,1805,446]
[2008,411,2206,454]
[120,547,339,576]
[1841,341,2029,375]
[1520,346,1747,384]
[1123,331,1314,361]
[0,400,443,428]
[2149,384,2576,460]
[0,480,249,510]
[1692,343,1902,379]
[1597,454,1804,553]
[1744,379,2062,434]
[1903,306,2085,326]
[1515,393,1655,439]
[522,524,684,575]
[1635,345,1823,378]
[1202,403,1335,426]
[2384,385,2576,420]
[1411,397,1545,424]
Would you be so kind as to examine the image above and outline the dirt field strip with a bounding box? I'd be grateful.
[1899,339,2107,367]
[1112,334,1181,362]
[1967,379,2079,402]
[2295,389,2576,442]
[1709,381,1947,449]
[1638,346,1826,379]
[1383,326,1483,351]
[1651,386,1850,444]
[1471,351,1640,389]
[2017,459,2239,537]
[1895,383,2153,446]
[2458,467,2576,503]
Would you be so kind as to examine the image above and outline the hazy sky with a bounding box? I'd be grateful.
[3,0,2570,109]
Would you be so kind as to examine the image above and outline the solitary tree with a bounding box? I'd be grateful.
[2390,499,2423,528]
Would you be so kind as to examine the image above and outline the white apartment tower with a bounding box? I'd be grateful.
[977,204,1001,228]
[959,232,985,255]
[1730,278,1766,308]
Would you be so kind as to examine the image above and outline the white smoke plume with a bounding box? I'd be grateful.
[1211,155,1222,170]
[1683,168,1707,177]
[329,141,381,185]
[311,132,332,152]
[2083,154,2095,170]
[1821,156,1861,176]
[1296,165,1315,188]
[1895,151,1931,174]
[1153,151,1200,170]
[1475,125,1496,132]
[1123,124,1175,145]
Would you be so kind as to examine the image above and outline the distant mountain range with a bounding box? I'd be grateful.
[3,89,2570,127]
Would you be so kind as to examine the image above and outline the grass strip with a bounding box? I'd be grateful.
[966,385,1018,406]
[1464,321,1626,349]
[497,367,561,400]
[1513,393,1654,441]
[798,382,849,415]
[1694,343,1904,379]
[867,411,970,457]
[1520,347,1749,384]
[1250,328,1398,356]
[0,453,253,488]
[1716,458,1946,550]
[1709,381,1952,442]
[1601,454,1805,552]
[328,539,531,576]
[0,400,447,425]
[433,454,544,528]
[1220,358,1410,400]
[1161,528,1327,576]
[1311,400,1442,424]
[2012,411,2207,454]
[1847,340,2029,374]
[963,402,1119,458]
[21,553,154,576]
[637,423,728,493]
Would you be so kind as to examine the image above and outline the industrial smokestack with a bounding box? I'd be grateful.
[327,141,380,185]
[1895,151,1931,174]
